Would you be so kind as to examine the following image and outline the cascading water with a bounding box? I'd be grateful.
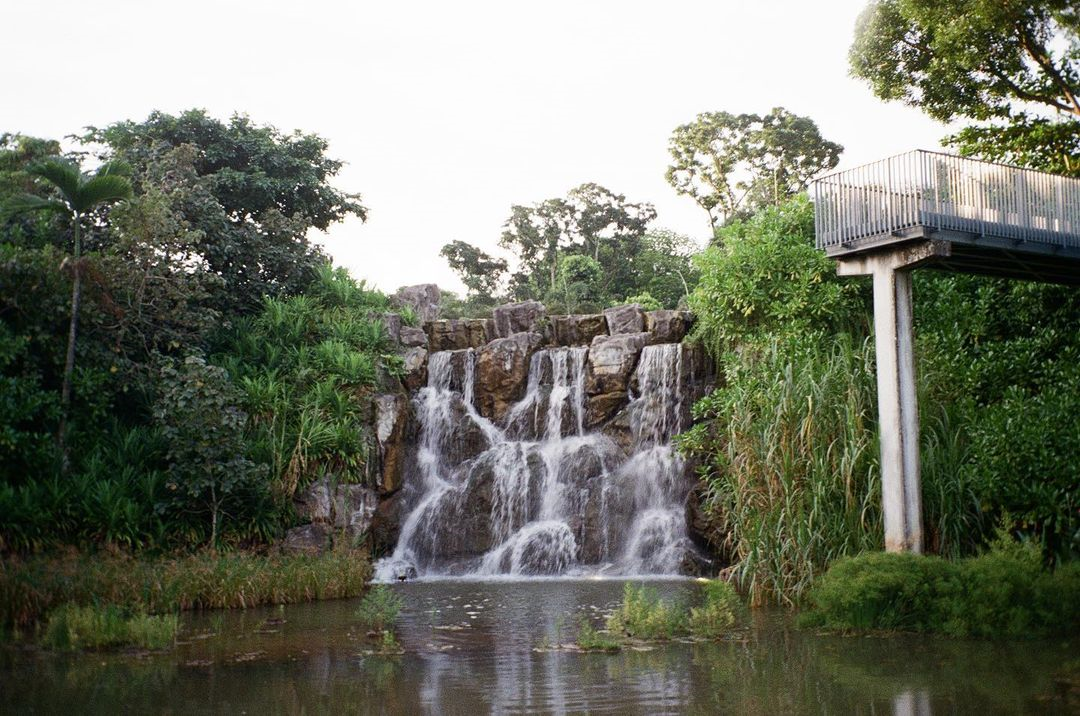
[375,342,698,581]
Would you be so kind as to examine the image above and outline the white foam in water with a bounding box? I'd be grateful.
[375,343,695,582]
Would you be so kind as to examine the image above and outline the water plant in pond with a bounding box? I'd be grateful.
[378,629,403,655]
[688,580,740,638]
[606,583,688,640]
[42,603,178,651]
[355,585,402,633]
[575,617,622,652]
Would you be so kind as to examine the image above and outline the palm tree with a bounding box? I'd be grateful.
[4,157,132,470]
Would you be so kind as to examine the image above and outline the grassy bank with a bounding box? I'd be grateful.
[1,548,371,630]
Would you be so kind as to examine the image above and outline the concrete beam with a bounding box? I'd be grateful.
[835,242,945,553]
[836,239,951,277]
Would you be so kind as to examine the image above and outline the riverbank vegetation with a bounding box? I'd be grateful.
[0,111,405,558]
[0,548,370,631]
[677,0,1080,608]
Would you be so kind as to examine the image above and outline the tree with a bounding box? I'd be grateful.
[440,239,508,300]
[499,183,655,296]
[633,230,701,309]
[850,0,1080,175]
[154,355,266,546]
[665,108,842,233]
[3,157,132,469]
[83,110,367,313]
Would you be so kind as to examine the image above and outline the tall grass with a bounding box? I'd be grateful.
[680,333,882,606]
[43,603,178,650]
[0,548,371,628]
[605,582,741,642]
[354,584,402,632]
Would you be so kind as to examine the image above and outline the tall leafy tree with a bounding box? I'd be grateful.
[666,108,842,233]
[3,157,132,468]
[850,0,1080,175]
[83,110,367,313]
[499,183,656,295]
[440,239,508,300]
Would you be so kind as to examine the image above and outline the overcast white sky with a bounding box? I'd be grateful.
[3,0,950,294]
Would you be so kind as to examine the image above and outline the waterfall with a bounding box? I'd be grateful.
[375,342,698,581]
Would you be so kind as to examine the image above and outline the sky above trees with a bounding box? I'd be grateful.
[3,0,949,293]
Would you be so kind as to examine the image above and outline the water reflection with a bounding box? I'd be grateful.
[1,579,1075,714]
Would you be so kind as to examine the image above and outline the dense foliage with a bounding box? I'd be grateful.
[681,195,1080,604]
[851,0,1080,176]
[439,185,700,316]
[801,537,1080,637]
[0,112,398,553]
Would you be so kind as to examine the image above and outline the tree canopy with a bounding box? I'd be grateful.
[83,110,367,312]
[851,0,1080,175]
[665,107,842,233]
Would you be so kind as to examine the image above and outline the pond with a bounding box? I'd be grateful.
[2,579,1076,714]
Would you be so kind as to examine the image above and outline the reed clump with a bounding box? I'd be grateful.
[605,581,740,642]
[0,548,371,628]
[354,584,402,633]
[42,603,179,651]
[575,617,622,652]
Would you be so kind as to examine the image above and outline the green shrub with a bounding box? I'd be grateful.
[802,545,1080,637]
[688,580,740,638]
[799,552,958,632]
[354,584,402,632]
[606,583,687,640]
[42,603,178,651]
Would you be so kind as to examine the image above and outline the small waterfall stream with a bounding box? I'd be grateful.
[376,343,697,580]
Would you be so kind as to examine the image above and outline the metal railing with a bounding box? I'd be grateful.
[813,150,1080,252]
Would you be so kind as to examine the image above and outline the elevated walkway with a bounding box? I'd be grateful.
[814,150,1080,285]
[813,151,1079,554]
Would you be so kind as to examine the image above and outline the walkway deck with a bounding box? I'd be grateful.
[813,150,1080,285]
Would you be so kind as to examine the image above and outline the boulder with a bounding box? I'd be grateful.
[425,320,465,352]
[399,326,428,349]
[403,347,428,391]
[394,284,441,322]
[474,332,543,422]
[551,314,609,346]
[282,523,333,555]
[585,391,628,428]
[493,300,546,338]
[644,310,687,345]
[425,319,493,351]
[375,393,409,494]
[585,332,647,395]
[380,312,403,345]
[603,304,645,334]
[463,319,494,347]
[334,484,379,542]
[294,479,334,524]
[370,491,404,557]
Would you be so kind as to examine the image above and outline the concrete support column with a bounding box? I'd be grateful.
[870,265,922,552]
[837,241,949,553]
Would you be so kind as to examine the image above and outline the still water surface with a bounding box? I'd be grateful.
[2,579,1076,714]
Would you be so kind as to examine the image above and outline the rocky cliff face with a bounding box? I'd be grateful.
[370,299,714,579]
[282,296,714,571]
